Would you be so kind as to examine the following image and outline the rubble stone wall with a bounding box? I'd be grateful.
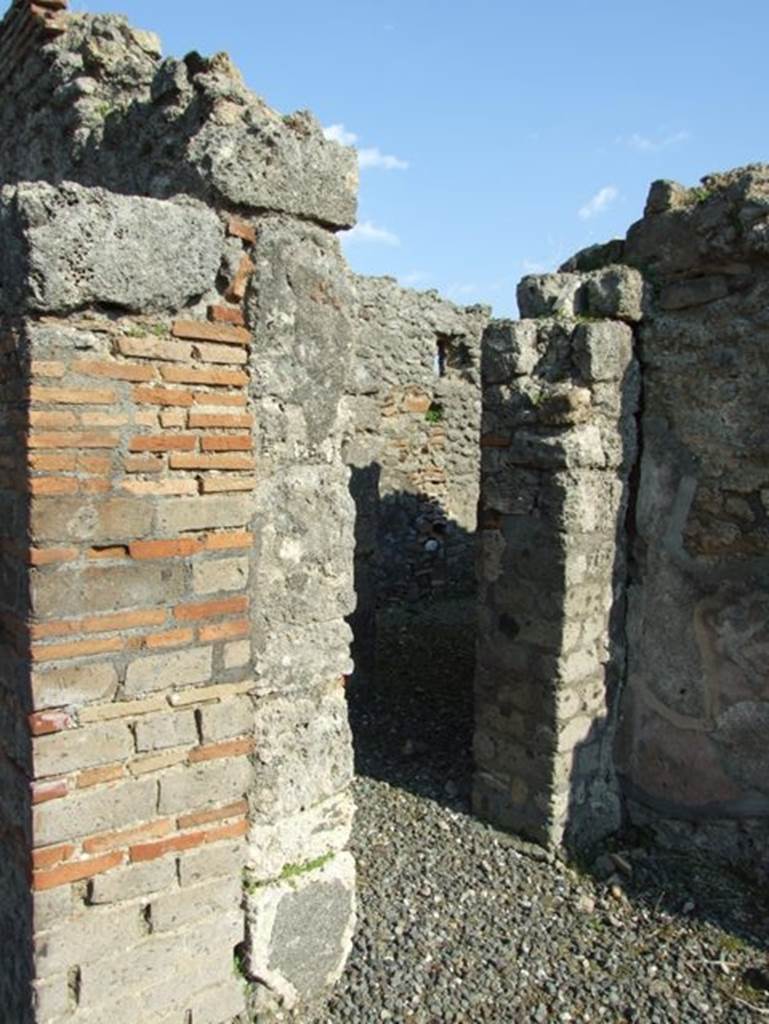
[476,170,769,871]
[345,276,487,673]
[0,4,358,1021]
[614,170,769,873]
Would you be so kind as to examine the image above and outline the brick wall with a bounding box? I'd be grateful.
[16,208,257,1024]
[0,5,360,1017]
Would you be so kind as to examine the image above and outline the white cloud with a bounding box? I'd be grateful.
[343,220,400,246]
[578,185,619,221]
[620,130,690,153]
[323,123,358,146]
[323,124,409,171]
[358,147,409,171]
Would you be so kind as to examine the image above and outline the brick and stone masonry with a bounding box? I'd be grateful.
[0,3,359,1021]
[345,277,489,676]
[2,0,769,1020]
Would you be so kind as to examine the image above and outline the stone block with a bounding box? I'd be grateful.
[0,182,223,314]
[659,274,729,310]
[150,875,242,933]
[89,857,178,906]
[157,758,252,815]
[33,888,73,932]
[35,903,145,975]
[30,496,153,545]
[245,852,355,1009]
[193,556,249,595]
[199,697,252,743]
[572,320,634,382]
[223,639,251,669]
[77,933,186,1009]
[135,710,198,752]
[482,319,541,381]
[252,463,355,626]
[189,979,247,1024]
[247,219,355,444]
[178,839,246,887]
[31,562,187,618]
[517,273,581,318]
[33,721,133,777]
[124,646,213,697]
[33,777,157,846]
[250,684,353,822]
[155,495,253,535]
[31,663,118,710]
[584,265,645,322]
[32,972,70,1020]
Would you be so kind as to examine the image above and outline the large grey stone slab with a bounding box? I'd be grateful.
[245,852,355,1009]
[1,182,223,314]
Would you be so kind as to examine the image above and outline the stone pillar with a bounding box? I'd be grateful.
[473,266,641,848]
[242,218,358,1012]
[0,3,361,1018]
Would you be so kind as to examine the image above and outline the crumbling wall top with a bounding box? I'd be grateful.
[0,0,358,228]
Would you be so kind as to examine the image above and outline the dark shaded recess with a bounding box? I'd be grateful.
[346,466,476,813]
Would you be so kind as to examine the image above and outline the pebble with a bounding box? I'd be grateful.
[288,602,769,1024]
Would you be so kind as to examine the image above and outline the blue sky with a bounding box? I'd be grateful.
[75,0,769,316]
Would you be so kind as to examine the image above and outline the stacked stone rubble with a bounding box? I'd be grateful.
[474,267,642,847]
[0,5,358,1021]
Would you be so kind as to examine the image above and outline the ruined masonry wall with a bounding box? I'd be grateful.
[614,171,769,873]
[5,187,257,1024]
[347,276,488,605]
[0,287,34,1023]
[345,277,487,675]
[476,170,769,869]
[474,267,642,847]
[0,4,359,1021]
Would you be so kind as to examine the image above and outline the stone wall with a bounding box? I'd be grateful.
[473,269,642,848]
[475,170,769,870]
[613,169,769,873]
[345,276,487,673]
[0,4,358,1021]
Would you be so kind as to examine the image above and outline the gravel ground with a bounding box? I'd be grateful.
[296,599,769,1024]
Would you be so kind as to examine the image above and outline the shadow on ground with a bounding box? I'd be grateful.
[347,595,476,816]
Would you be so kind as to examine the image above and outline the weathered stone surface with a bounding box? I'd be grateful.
[572,320,634,383]
[616,167,769,867]
[583,266,645,322]
[250,684,354,822]
[248,218,356,449]
[245,852,355,1010]
[247,792,355,882]
[0,15,357,228]
[517,272,581,318]
[0,182,223,314]
[476,289,639,848]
